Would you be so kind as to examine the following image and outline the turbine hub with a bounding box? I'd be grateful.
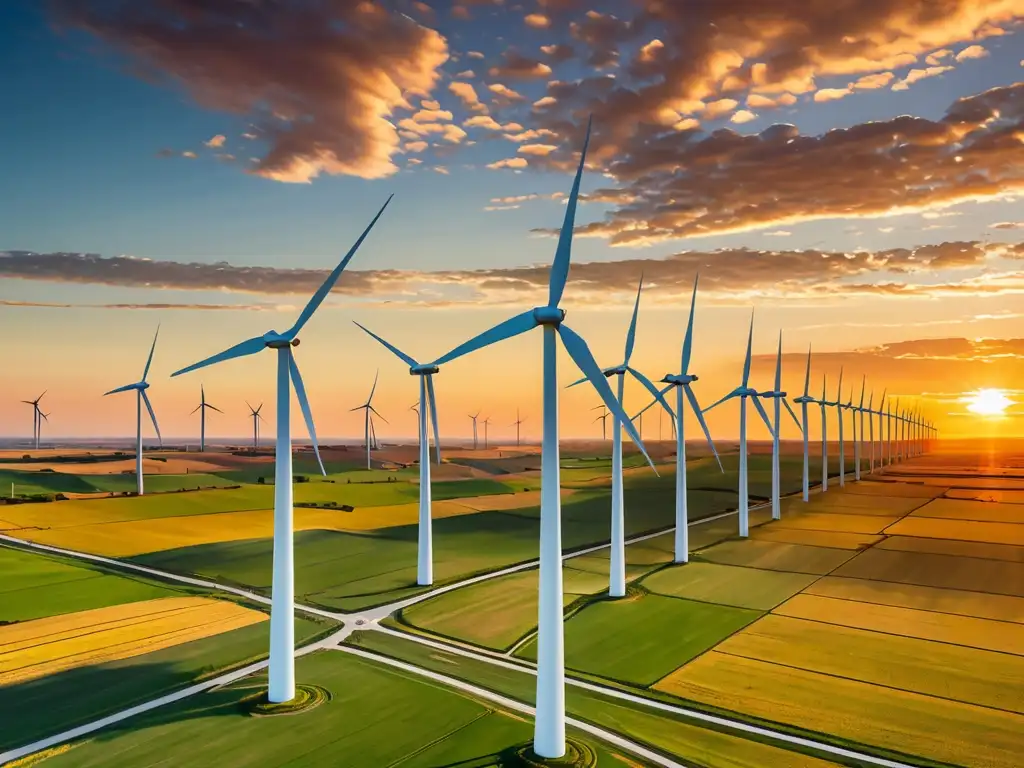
[263,330,295,348]
[532,306,565,326]
[605,366,626,376]
[138,381,150,391]
[737,387,759,397]
[662,373,697,385]
[410,364,440,375]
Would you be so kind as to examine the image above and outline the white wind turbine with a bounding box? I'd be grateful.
[171,196,392,704]
[593,404,608,440]
[832,369,847,487]
[875,387,887,472]
[429,118,653,759]
[104,327,163,496]
[758,332,803,520]
[511,408,525,446]
[854,376,866,481]
[482,416,491,449]
[703,313,776,538]
[351,371,387,468]
[792,345,814,502]
[633,275,722,563]
[866,390,875,474]
[21,391,45,450]
[816,374,830,492]
[468,411,481,449]
[353,322,443,586]
[567,275,671,598]
[192,385,223,452]
[840,383,854,486]
[246,401,264,452]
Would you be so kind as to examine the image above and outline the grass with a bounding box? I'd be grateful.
[642,562,817,610]
[31,651,636,768]
[0,547,181,623]
[883,516,1024,546]
[833,547,1024,597]
[771,511,902,535]
[716,614,1024,714]
[0,615,331,752]
[655,650,1024,768]
[697,539,857,575]
[0,469,237,497]
[517,592,761,686]
[749,527,883,550]
[875,535,1024,563]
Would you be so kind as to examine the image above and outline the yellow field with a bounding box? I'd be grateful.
[698,538,856,575]
[772,511,901,534]
[840,481,946,498]
[8,491,543,557]
[883,516,1024,546]
[445,488,573,511]
[834,547,1024,597]
[946,488,1024,504]
[750,526,883,550]
[773,593,1024,655]
[911,498,1024,524]
[655,651,1024,768]
[0,597,265,685]
[713,614,1024,713]
[875,535,1024,563]
[805,576,1024,624]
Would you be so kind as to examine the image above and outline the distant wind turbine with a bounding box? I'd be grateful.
[429,117,654,760]
[839,382,853,487]
[38,411,51,446]
[468,411,481,449]
[352,371,387,469]
[170,195,392,704]
[482,416,491,449]
[703,312,775,538]
[758,332,803,520]
[192,385,223,452]
[792,345,814,502]
[104,326,163,496]
[511,408,525,446]
[875,387,887,472]
[634,274,721,563]
[21,391,46,450]
[246,401,264,452]
[353,322,443,586]
[592,404,608,440]
[855,376,866,481]
[829,368,846,487]
[567,275,671,598]
[866,390,875,474]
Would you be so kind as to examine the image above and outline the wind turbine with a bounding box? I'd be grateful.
[817,374,829,492]
[854,377,866,481]
[830,369,846,487]
[792,345,814,502]
[352,371,387,469]
[758,332,803,520]
[104,327,163,496]
[353,322,443,586]
[192,385,223,452]
[468,412,481,449]
[703,312,776,538]
[566,275,671,598]
[246,401,264,452]
[21,391,45,450]
[876,388,887,471]
[37,411,51,446]
[511,408,525,446]
[429,118,654,760]
[592,404,608,440]
[891,397,899,465]
[633,275,721,563]
[866,390,875,474]
[841,383,854,486]
[170,195,392,704]
[482,416,491,449]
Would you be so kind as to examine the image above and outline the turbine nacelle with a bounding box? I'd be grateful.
[760,390,787,398]
[263,331,299,349]
[662,373,698,385]
[735,386,759,398]
[410,364,440,375]
[604,365,627,377]
[793,395,816,404]
[533,306,566,325]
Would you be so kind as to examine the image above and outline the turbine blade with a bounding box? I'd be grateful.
[141,390,162,447]
[285,196,392,339]
[426,374,442,464]
[104,383,138,396]
[859,374,866,409]
[288,356,325,476]
[622,275,643,367]
[632,383,674,420]
[208,405,223,414]
[774,330,783,392]
[685,386,723,472]
[836,366,844,402]
[626,366,674,420]
[547,116,592,309]
[433,309,537,366]
[368,369,380,403]
[369,405,389,424]
[558,322,656,473]
[142,325,160,382]
[190,404,202,414]
[802,343,812,397]
[741,310,754,387]
[566,374,589,389]
[681,274,698,374]
[172,335,265,377]
[751,396,776,440]
[702,387,742,414]
[783,398,803,434]
[353,321,418,368]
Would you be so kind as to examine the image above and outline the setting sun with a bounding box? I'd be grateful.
[965,389,1012,417]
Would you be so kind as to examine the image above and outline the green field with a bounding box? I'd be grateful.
[643,561,818,610]
[32,651,637,768]
[517,592,761,686]
[0,469,238,497]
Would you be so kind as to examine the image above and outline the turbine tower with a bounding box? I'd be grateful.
[866,390,875,474]
[104,327,163,496]
[829,368,846,487]
[792,345,814,502]
[758,331,803,520]
[246,401,264,452]
[816,374,829,492]
[430,118,653,760]
[467,412,482,449]
[482,416,491,449]
[854,376,866,481]
[511,409,525,446]
[840,383,853,486]
[634,275,721,563]
[21,391,46,450]
[703,312,776,538]
[170,195,391,704]
[351,371,387,469]
[567,275,671,598]
[354,322,443,586]
[876,388,887,472]
[592,404,608,440]
[37,411,51,446]
[191,385,223,452]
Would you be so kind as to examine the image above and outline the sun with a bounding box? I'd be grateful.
[965,388,1012,416]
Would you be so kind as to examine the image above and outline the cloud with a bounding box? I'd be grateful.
[548,83,1024,245]
[488,83,525,101]
[490,193,565,204]
[524,13,551,29]
[464,115,506,130]
[503,128,559,142]
[467,51,485,59]
[488,50,553,79]
[0,300,286,312]
[533,95,558,109]
[449,82,489,114]
[52,0,449,183]
[763,230,792,237]
[926,49,953,65]
[517,143,559,156]
[992,222,1024,230]
[204,134,226,148]
[486,157,529,169]
[956,45,989,61]
[412,108,453,122]
[181,151,197,159]
[730,109,758,124]
[540,44,575,63]
[891,65,954,90]
[703,98,739,119]
[851,72,894,90]
[814,87,852,102]
[404,140,428,153]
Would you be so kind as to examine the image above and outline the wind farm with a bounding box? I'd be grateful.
[2,2,1023,767]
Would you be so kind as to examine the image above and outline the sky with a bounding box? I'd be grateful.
[1,0,1022,444]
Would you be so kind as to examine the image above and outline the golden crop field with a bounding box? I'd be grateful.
[946,488,1024,504]
[773,593,1024,655]
[749,526,883,550]
[698,538,856,575]
[771,511,901,535]
[805,576,1024,625]
[654,651,1024,768]
[0,597,265,685]
[715,614,1024,713]
[839,481,945,498]
[833,547,1024,597]
[910,498,1024,524]
[875,535,1024,563]
[883,516,1024,546]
